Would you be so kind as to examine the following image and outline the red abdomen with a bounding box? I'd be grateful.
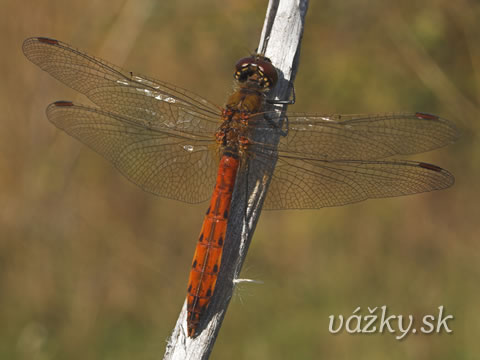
[186,153,239,336]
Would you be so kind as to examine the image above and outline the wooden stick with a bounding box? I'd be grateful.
[164,1,308,358]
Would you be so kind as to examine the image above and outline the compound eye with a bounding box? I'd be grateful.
[234,57,256,72]
[255,57,278,88]
[234,55,278,89]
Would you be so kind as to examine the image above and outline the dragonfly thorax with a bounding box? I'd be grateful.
[216,107,252,156]
[217,85,268,156]
[214,55,278,156]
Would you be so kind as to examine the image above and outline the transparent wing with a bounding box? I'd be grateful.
[273,112,459,160]
[47,101,218,203]
[23,37,221,136]
[25,36,458,210]
[262,156,454,210]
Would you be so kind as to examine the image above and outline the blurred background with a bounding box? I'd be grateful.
[1,0,478,359]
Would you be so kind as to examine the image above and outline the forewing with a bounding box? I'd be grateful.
[274,112,459,160]
[23,37,221,135]
[47,101,217,203]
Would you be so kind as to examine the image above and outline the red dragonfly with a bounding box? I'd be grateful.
[23,37,458,337]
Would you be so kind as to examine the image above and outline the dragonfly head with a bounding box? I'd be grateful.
[234,55,278,91]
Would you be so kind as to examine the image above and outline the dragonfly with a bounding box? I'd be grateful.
[23,36,458,337]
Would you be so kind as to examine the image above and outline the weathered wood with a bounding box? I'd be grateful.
[164,1,308,358]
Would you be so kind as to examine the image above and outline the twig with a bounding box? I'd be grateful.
[164,1,308,358]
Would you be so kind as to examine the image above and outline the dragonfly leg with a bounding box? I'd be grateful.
[266,83,295,105]
[263,110,289,137]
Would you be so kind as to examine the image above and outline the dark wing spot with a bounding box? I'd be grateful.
[37,37,59,45]
[188,284,192,292]
[419,162,442,172]
[213,264,218,273]
[218,236,223,246]
[415,112,439,120]
[199,233,204,242]
[223,209,228,219]
[206,289,212,297]
[53,100,74,107]
[206,206,211,215]
[192,260,197,268]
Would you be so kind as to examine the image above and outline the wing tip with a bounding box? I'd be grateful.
[23,36,60,61]
[415,111,461,140]
[417,162,456,188]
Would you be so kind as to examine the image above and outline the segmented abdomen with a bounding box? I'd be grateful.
[186,153,239,337]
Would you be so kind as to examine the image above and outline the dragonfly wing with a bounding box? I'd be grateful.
[275,112,459,160]
[23,37,221,135]
[263,156,454,210]
[47,101,217,203]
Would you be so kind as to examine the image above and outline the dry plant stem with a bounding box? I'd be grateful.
[164,0,308,359]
